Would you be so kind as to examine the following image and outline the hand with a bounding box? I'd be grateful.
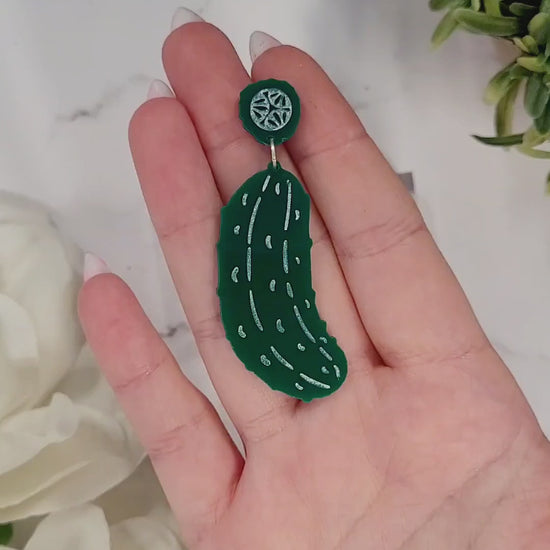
[79,20,550,550]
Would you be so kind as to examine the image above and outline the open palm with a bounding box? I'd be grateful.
[79,20,550,550]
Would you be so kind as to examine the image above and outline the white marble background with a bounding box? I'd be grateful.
[1,0,549,433]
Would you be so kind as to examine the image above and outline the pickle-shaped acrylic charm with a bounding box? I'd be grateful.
[217,79,347,401]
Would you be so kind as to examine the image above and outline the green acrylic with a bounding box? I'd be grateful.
[218,80,347,401]
[218,164,347,401]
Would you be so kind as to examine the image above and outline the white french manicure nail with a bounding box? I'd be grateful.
[171,7,204,31]
[83,252,110,282]
[249,31,282,63]
[147,79,174,100]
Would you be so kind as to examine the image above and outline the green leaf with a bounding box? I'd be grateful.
[429,0,461,10]
[535,99,550,132]
[517,54,549,72]
[484,63,516,103]
[524,73,550,117]
[528,13,550,44]
[509,3,539,18]
[471,0,481,10]
[473,133,525,145]
[517,144,550,157]
[0,524,13,545]
[542,0,550,14]
[453,9,520,36]
[495,79,521,136]
[431,10,460,48]
[513,36,530,52]
[510,64,531,78]
[522,34,541,54]
[485,0,502,16]
[523,125,548,146]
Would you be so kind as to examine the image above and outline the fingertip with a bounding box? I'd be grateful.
[249,30,282,64]
[146,79,175,100]
[83,252,110,282]
[250,44,317,81]
[78,272,135,337]
[129,93,185,150]
[162,21,227,76]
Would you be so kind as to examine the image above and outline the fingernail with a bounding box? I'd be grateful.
[171,7,203,31]
[147,79,174,100]
[83,252,110,282]
[249,31,282,63]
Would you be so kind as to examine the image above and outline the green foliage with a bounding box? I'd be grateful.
[0,524,13,545]
[429,0,550,185]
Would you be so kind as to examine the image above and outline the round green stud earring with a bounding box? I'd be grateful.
[217,79,347,402]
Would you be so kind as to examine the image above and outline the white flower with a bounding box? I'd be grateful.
[3,461,185,550]
[1,502,183,550]
[0,192,144,523]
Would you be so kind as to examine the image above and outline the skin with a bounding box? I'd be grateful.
[78,22,550,550]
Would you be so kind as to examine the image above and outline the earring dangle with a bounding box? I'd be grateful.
[217,79,347,402]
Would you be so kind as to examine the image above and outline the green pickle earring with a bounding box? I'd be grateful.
[217,79,347,402]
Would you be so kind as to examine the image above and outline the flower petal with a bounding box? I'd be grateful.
[110,517,184,550]
[0,193,84,408]
[24,505,110,550]
[0,393,143,522]
[0,295,38,419]
[95,460,175,528]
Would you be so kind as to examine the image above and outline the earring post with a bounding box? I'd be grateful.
[270,138,277,168]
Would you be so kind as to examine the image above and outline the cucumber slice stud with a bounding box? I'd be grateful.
[239,79,300,145]
[217,79,347,401]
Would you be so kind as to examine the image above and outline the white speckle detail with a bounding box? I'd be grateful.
[295,383,304,391]
[276,319,285,333]
[262,174,271,192]
[275,182,280,195]
[297,343,306,351]
[286,282,294,298]
[284,181,292,231]
[299,372,331,389]
[249,290,264,332]
[333,365,341,379]
[260,355,271,366]
[305,299,311,309]
[234,225,240,235]
[295,209,300,221]
[319,347,333,361]
[321,366,330,374]
[270,279,276,292]
[293,305,316,343]
[248,196,262,245]
[265,235,272,249]
[319,336,328,344]
[242,193,248,206]
[283,240,289,274]
[231,267,239,283]
[238,326,247,338]
[247,247,252,282]
[270,346,294,370]
[295,257,300,265]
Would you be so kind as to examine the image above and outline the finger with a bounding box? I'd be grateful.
[78,273,242,544]
[129,98,297,444]
[162,23,377,378]
[252,43,490,369]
